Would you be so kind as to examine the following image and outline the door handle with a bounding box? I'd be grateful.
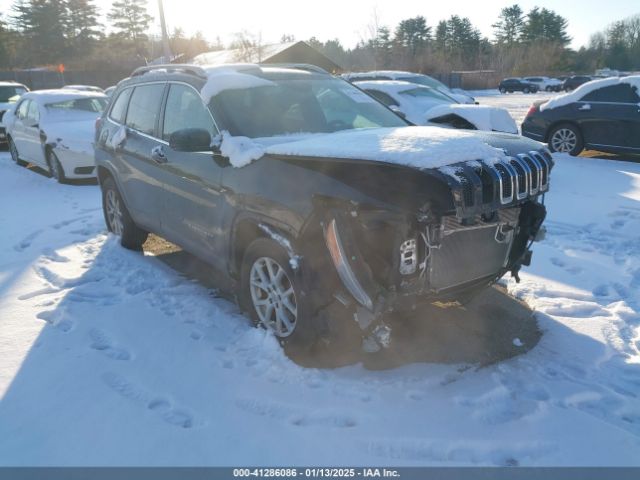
[151,145,167,164]
[578,104,591,111]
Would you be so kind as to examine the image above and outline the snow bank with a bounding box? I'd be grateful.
[540,75,640,111]
[200,69,275,104]
[426,104,518,134]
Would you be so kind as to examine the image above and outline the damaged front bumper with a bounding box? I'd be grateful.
[323,155,552,342]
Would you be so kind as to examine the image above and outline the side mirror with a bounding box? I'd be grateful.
[169,128,212,152]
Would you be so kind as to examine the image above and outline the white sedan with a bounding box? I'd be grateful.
[4,90,107,182]
[354,80,518,134]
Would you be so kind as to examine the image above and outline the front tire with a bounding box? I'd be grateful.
[101,176,148,250]
[523,87,530,94]
[47,150,66,183]
[548,124,583,156]
[499,87,506,94]
[240,237,317,349]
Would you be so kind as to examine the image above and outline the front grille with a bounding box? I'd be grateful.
[437,148,552,218]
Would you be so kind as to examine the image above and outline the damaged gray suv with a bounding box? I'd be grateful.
[95,64,552,350]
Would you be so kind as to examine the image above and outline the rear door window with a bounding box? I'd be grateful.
[125,84,165,136]
[581,84,640,103]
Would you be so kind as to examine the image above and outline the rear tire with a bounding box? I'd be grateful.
[101,176,148,250]
[548,123,584,156]
[240,237,317,350]
[8,138,25,166]
[47,150,66,183]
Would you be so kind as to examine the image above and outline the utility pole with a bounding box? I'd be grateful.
[157,0,172,63]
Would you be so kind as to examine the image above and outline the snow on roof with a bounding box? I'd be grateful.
[425,104,518,134]
[193,42,299,66]
[22,90,106,105]
[541,75,640,111]
[220,126,510,169]
[200,68,276,104]
[352,80,422,94]
[345,70,414,79]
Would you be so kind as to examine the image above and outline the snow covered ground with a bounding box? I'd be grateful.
[1,91,639,466]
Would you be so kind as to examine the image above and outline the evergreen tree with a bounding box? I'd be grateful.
[394,16,431,54]
[521,7,570,45]
[11,0,68,64]
[107,0,153,42]
[0,14,10,66]
[492,4,524,45]
[66,0,101,46]
[435,15,481,62]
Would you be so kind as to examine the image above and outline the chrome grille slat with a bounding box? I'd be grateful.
[529,151,550,192]
[518,154,540,195]
[438,149,551,216]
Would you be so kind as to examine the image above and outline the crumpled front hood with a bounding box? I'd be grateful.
[263,126,517,170]
[425,104,519,134]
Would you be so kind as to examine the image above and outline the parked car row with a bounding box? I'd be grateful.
[499,75,596,94]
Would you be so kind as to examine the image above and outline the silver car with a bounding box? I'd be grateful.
[5,90,107,182]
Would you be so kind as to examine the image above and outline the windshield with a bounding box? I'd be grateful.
[399,86,458,104]
[208,74,407,138]
[0,86,27,103]
[46,97,107,113]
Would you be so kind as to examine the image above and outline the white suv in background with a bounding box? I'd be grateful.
[343,71,476,104]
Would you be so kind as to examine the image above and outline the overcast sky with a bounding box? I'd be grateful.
[1,0,639,49]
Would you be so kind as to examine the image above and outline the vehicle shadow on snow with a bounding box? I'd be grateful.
[144,235,542,371]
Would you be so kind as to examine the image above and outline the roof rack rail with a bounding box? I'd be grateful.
[259,63,329,75]
[131,64,207,78]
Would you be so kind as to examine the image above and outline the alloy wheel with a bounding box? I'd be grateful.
[249,257,297,337]
[105,189,124,236]
[551,128,577,153]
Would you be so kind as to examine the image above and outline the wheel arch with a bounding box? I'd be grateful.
[229,215,299,280]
